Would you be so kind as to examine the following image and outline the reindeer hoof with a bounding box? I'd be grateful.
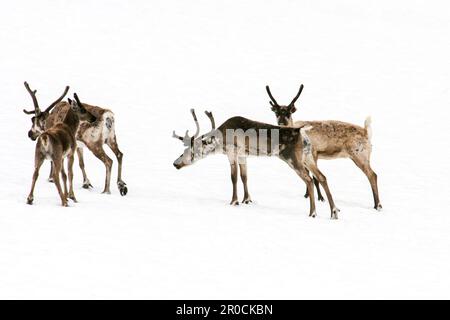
[48,178,54,183]
[82,182,93,189]
[118,181,128,196]
[309,211,317,218]
[26,197,34,205]
[318,196,325,202]
[331,208,340,220]
[102,190,111,195]
[243,199,252,204]
[69,196,77,203]
[304,193,309,199]
[230,200,239,206]
[375,204,383,211]
[62,202,69,207]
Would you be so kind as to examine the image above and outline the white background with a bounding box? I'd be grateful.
[0,0,449,299]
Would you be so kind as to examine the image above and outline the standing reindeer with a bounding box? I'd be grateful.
[22,83,128,196]
[266,84,382,211]
[68,93,127,196]
[25,84,94,206]
[173,110,340,219]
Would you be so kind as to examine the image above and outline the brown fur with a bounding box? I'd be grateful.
[174,115,340,219]
[27,108,81,206]
[29,100,127,196]
[266,84,382,210]
[292,119,381,210]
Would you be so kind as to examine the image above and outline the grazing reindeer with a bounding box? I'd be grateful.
[173,110,340,219]
[266,84,382,210]
[23,84,128,196]
[25,86,93,206]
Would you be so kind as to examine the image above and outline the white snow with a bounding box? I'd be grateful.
[1,0,450,299]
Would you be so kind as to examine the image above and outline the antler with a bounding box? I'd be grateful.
[173,109,218,145]
[190,109,200,138]
[204,111,215,130]
[44,86,70,113]
[290,84,304,106]
[173,109,201,146]
[265,85,279,107]
[23,81,40,115]
[172,130,191,145]
[73,92,85,109]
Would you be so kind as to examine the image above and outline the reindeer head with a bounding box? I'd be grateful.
[22,82,69,141]
[266,84,304,126]
[68,93,96,123]
[173,109,217,169]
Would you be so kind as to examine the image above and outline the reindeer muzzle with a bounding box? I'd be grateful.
[173,162,182,170]
[28,130,37,141]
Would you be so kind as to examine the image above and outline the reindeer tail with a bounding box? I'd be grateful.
[364,116,372,142]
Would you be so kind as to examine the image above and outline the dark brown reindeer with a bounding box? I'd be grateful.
[173,110,340,219]
[23,84,128,196]
[266,84,382,211]
[25,86,93,206]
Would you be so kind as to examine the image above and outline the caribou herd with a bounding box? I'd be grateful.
[23,82,128,207]
[22,81,381,219]
[172,84,382,219]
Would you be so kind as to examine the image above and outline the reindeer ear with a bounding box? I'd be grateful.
[290,105,297,113]
[68,98,73,104]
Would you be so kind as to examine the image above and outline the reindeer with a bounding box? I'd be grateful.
[68,94,127,196]
[23,84,128,196]
[266,84,382,211]
[25,84,94,206]
[173,110,340,219]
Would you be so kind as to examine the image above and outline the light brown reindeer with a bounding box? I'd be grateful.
[68,93,127,196]
[266,84,382,211]
[25,84,93,206]
[173,110,340,219]
[23,86,128,196]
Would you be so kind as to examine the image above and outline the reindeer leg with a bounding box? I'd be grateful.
[303,171,323,201]
[87,144,113,194]
[52,159,68,207]
[303,169,310,198]
[238,157,252,204]
[27,154,45,205]
[228,155,239,206]
[351,156,382,211]
[305,156,325,202]
[292,157,316,217]
[68,153,77,202]
[281,154,316,217]
[107,135,127,196]
[298,168,316,217]
[60,163,69,201]
[306,162,339,220]
[48,161,54,183]
[77,147,92,189]
[313,177,325,202]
